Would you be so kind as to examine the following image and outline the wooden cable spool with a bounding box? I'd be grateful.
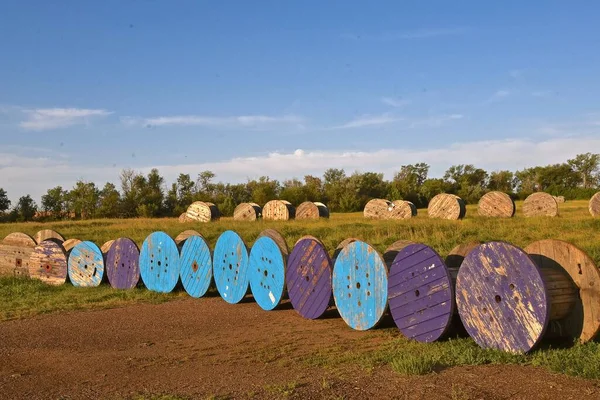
[262,200,295,221]
[28,240,68,285]
[258,228,289,257]
[213,230,249,304]
[185,201,220,222]
[100,240,115,254]
[139,232,180,293]
[295,201,329,220]
[0,232,36,277]
[332,237,359,263]
[105,237,140,290]
[175,230,202,245]
[456,241,578,353]
[388,243,455,342]
[179,234,212,298]
[389,200,417,220]
[233,202,262,221]
[249,233,287,310]
[363,199,392,220]
[68,241,104,287]
[286,235,332,319]
[427,194,466,220]
[522,192,558,217]
[444,242,482,278]
[554,196,565,204]
[332,240,388,330]
[477,191,515,218]
[33,229,65,244]
[62,238,82,253]
[178,213,194,223]
[383,240,415,268]
[589,192,600,217]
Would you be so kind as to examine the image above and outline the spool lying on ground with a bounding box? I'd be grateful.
[179,234,212,298]
[178,213,194,223]
[363,199,392,219]
[28,240,68,285]
[456,242,578,353]
[525,239,600,342]
[382,240,415,268]
[101,240,114,254]
[213,230,249,304]
[34,229,65,244]
[233,203,262,221]
[390,200,417,219]
[522,192,558,217]
[388,243,455,342]
[427,194,466,220]
[62,239,82,253]
[287,236,333,319]
[175,230,201,245]
[249,231,287,310]
[295,201,329,220]
[105,238,140,290]
[332,240,388,330]
[262,200,295,221]
[477,191,515,218]
[68,241,104,287]
[0,232,36,277]
[185,201,220,222]
[139,232,180,293]
[589,192,600,217]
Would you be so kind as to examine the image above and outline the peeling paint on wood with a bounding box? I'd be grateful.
[249,236,286,310]
[0,232,36,277]
[478,191,515,218]
[105,238,140,290]
[258,229,289,257]
[179,235,212,298]
[28,240,68,285]
[213,230,249,304]
[68,241,104,287]
[139,232,180,293]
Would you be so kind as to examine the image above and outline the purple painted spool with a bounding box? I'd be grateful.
[286,236,332,319]
[105,237,140,290]
[388,243,454,343]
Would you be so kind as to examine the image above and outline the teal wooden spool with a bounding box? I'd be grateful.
[249,236,286,310]
[139,231,180,293]
[213,230,249,304]
[179,235,212,298]
[68,241,104,287]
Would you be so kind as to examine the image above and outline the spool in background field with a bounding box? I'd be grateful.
[179,235,212,298]
[179,213,194,223]
[477,191,515,218]
[427,194,466,220]
[262,200,295,221]
[68,241,104,287]
[213,230,250,304]
[139,232,180,293]
[233,202,262,221]
[390,200,417,219]
[185,201,220,222]
[0,232,36,277]
[105,237,140,290]
[249,236,286,310]
[363,199,392,219]
[28,240,68,285]
[296,201,329,220]
[34,229,65,244]
[522,192,558,217]
[589,192,600,217]
[175,230,202,245]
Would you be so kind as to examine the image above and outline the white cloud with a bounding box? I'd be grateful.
[381,97,411,108]
[121,114,304,129]
[332,114,400,129]
[19,108,112,131]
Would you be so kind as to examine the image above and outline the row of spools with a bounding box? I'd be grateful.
[1,228,597,354]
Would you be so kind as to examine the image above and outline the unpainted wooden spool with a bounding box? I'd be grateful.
[62,238,82,253]
[28,240,68,285]
[175,230,202,245]
[525,239,600,342]
[185,201,220,222]
[522,192,558,217]
[178,213,194,223]
[139,232,180,293]
[295,201,329,220]
[101,240,115,254]
[589,192,600,217]
[389,200,417,220]
[68,241,104,287]
[477,191,515,218]
[33,229,65,244]
[383,240,415,268]
[444,242,482,280]
[262,200,295,221]
[213,230,249,304]
[363,199,392,220]
[427,194,466,220]
[105,237,140,290]
[0,232,36,277]
[233,202,262,221]
[249,235,286,310]
[179,234,212,298]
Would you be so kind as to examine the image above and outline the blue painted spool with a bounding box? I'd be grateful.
[179,235,212,298]
[332,240,388,330]
[68,241,104,287]
[249,236,286,310]
[213,230,249,304]
[139,231,180,293]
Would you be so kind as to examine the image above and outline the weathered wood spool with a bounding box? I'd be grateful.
[388,243,455,342]
[175,230,201,245]
[286,236,333,319]
[525,239,600,342]
[390,200,417,219]
[28,240,68,285]
[363,199,393,219]
[0,232,36,277]
[249,233,287,310]
[100,240,115,254]
[589,192,600,217]
[185,201,220,222]
[105,237,140,290]
[477,191,515,218]
[522,192,558,217]
[233,202,262,221]
[33,229,65,244]
[427,194,466,220]
[554,195,565,204]
[178,213,194,223]
[213,230,250,304]
[139,232,180,293]
[258,228,289,256]
[262,200,295,221]
[68,241,104,287]
[383,240,415,268]
[179,233,212,298]
[295,201,329,220]
[332,240,388,330]
[332,237,359,262]
[62,238,82,253]
[456,241,578,353]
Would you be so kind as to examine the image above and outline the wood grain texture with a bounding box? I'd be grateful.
[100,240,114,254]
[139,232,180,293]
[332,237,360,263]
[258,228,289,256]
[589,192,600,217]
[525,239,600,342]
[33,229,65,244]
[262,200,295,221]
[213,230,249,304]
[390,200,417,219]
[522,192,558,217]
[249,236,286,310]
[28,240,68,285]
[233,202,262,221]
[0,232,36,277]
[287,235,332,319]
[174,230,201,245]
[383,240,415,269]
[478,191,515,218]
[332,240,388,331]
[427,194,466,220]
[388,243,455,342]
[68,241,104,287]
[178,213,194,223]
[105,238,140,290]
[363,199,392,219]
[185,201,220,222]
[179,235,212,298]
[456,242,549,353]
[295,201,329,220]
[62,238,82,253]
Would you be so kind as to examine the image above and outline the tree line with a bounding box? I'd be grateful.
[1,153,599,222]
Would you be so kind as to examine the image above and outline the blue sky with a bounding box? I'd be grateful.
[1,1,600,202]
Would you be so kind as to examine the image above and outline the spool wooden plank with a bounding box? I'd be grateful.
[522,192,558,217]
[175,230,202,245]
[0,232,36,277]
[363,199,392,220]
[257,228,289,256]
[589,192,600,217]
[101,240,115,254]
[525,239,600,342]
[105,237,140,290]
[249,236,286,310]
[185,201,220,222]
[68,241,104,288]
[262,200,295,221]
[33,229,65,244]
[427,194,466,220]
[332,237,359,262]
[213,230,249,304]
[139,232,180,293]
[383,240,415,268]
[178,213,194,223]
[390,200,417,219]
[28,240,68,285]
[388,243,455,342]
[179,235,212,298]
[477,191,515,218]
[287,236,332,319]
[233,202,262,221]
[296,201,329,220]
[62,238,82,253]
[332,240,388,330]
[445,242,482,270]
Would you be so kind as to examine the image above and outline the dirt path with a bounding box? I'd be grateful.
[0,296,598,399]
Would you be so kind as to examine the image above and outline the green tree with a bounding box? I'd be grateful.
[488,171,516,193]
[303,175,324,201]
[247,176,280,205]
[323,168,347,211]
[389,163,429,207]
[0,188,10,213]
[41,186,68,220]
[119,168,142,217]
[568,153,600,188]
[12,195,37,222]
[196,170,216,198]
[97,182,121,218]
[444,164,488,203]
[420,179,448,202]
[280,178,308,205]
[68,180,99,219]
